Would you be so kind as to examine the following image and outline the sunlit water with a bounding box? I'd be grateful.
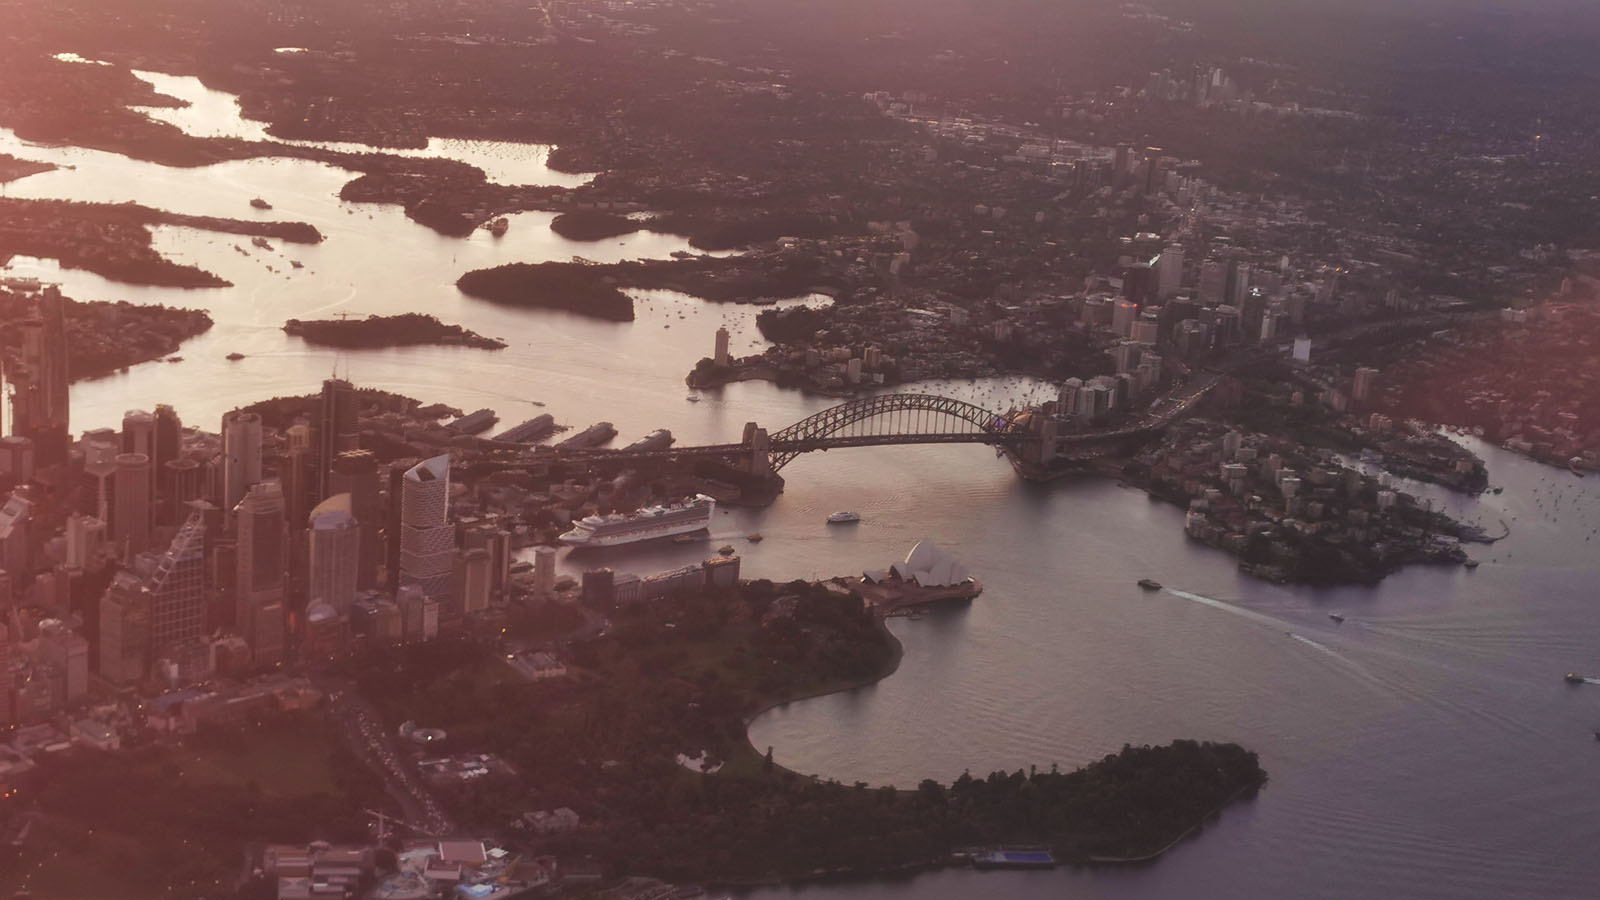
[6,56,1600,900]
[126,68,594,187]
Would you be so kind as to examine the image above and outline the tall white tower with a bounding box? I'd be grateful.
[399,455,455,614]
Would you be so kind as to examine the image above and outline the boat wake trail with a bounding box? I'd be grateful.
[1164,588,1285,630]
[1165,589,1381,683]
[1288,631,1342,657]
[1164,591,1558,738]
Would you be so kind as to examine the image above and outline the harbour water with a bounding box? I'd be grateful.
[6,58,1600,900]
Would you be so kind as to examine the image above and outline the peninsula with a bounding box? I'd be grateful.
[0,288,213,381]
[549,210,643,241]
[357,578,1267,883]
[0,197,322,288]
[455,261,637,321]
[456,256,846,322]
[0,153,54,184]
[284,313,507,350]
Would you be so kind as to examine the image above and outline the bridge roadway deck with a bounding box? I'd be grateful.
[480,373,1220,471]
[487,432,1030,466]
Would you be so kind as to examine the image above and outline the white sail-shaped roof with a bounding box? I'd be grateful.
[898,539,969,587]
[904,538,942,571]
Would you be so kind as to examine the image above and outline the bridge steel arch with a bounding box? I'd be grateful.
[765,393,1020,470]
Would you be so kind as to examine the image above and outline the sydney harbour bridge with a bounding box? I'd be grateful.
[478,374,1219,481]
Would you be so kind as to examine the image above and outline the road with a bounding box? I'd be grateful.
[315,676,456,838]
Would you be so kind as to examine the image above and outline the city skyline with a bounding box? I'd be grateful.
[1,0,1598,897]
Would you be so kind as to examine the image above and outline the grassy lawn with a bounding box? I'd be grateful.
[175,720,342,798]
[2,712,384,899]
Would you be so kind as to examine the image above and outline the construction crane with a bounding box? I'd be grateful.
[363,808,426,843]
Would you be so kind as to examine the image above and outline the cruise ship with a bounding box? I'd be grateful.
[559,495,715,548]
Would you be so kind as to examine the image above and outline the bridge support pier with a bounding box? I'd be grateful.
[1028,415,1060,466]
[742,422,772,476]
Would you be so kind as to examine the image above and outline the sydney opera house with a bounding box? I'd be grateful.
[865,539,973,588]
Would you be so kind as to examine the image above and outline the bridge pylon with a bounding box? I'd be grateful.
[741,422,772,476]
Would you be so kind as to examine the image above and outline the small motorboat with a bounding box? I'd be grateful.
[672,533,700,544]
[718,545,736,556]
[686,395,702,403]
[1566,672,1587,685]
[746,533,764,543]
[250,197,272,210]
[1328,613,1345,624]
[1137,578,1162,590]
[225,352,246,361]
[1464,559,1480,569]
[827,511,861,524]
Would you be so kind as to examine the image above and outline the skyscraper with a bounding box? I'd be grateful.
[113,452,153,556]
[281,422,315,530]
[147,510,208,660]
[330,450,381,590]
[399,455,455,615]
[235,480,286,665]
[1227,263,1254,309]
[153,404,182,473]
[1198,260,1227,306]
[462,522,511,601]
[98,570,150,685]
[122,409,156,463]
[385,460,409,589]
[6,287,70,464]
[1157,244,1185,299]
[220,410,263,512]
[0,491,29,586]
[533,545,557,599]
[1122,262,1154,304]
[0,436,34,482]
[37,620,88,705]
[162,458,204,526]
[318,379,359,501]
[397,583,438,643]
[64,513,106,573]
[1240,288,1267,345]
[456,548,492,615]
[1112,300,1139,338]
[308,493,360,615]
[80,434,119,523]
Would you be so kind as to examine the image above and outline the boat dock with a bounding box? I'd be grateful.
[493,413,556,443]
[559,421,618,449]
[970,848,1056,870]
[447,407,498,435]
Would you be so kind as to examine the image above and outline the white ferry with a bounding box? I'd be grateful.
[559,495,715,547]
